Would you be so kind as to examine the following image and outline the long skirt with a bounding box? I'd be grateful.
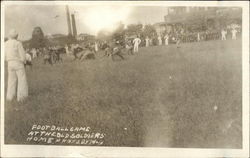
[7,61,28,102]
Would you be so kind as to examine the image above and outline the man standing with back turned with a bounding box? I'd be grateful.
[133,36,141,53]
[5,29,28,102]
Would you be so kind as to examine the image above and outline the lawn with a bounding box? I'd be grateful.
[4,39,242,148]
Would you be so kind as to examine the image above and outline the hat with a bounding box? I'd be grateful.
[9,29,18,39]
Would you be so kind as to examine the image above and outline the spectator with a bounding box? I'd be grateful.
[197,33,200,42]
[145,36,150,47]
[25,52,32,68]
[158,35,162,45]
[65,45,70,55]
[94,41,99,53]
[164,34,169,45]
[31,48,37,59]
[231,29,237,40]
[133,36,141,53]
[221,29,227,40]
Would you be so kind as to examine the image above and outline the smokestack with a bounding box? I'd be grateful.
[71,14,77,38]
[66,5,72,36]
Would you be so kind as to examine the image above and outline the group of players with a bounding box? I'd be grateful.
[63,36,142,62]
[25,26,240,67]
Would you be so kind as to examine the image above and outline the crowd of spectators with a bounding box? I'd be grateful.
[137,25,241,47]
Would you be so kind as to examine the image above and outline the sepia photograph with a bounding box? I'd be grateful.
[1,1,249,157]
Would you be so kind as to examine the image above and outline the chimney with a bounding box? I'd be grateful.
[71,14,77,38]
[66,5,72,36]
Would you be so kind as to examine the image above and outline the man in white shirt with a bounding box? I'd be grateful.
[31,48,37,58]
[231,29,237,40]
[164,34,169,45]
[158,36,162,45]
[5,29,28,102]
[94,42,99,53]
[133,36,141,53]
[221,29,227,40]
[25,52,32,68]
[197,33,201,42]
[145,36,150,47]
[25,53,32,63]
[65,45,70,55]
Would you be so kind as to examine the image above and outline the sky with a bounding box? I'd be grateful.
[4,5,168,40]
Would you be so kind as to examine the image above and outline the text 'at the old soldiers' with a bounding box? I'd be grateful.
[26,124,105,145]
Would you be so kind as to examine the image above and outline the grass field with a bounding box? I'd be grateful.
[4,39,242,148]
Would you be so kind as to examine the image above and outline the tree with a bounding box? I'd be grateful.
[30,27,47,48]
[97,22,126,43]
[125,24,143,37]
[97,29,112,41]
[112,22,125,43]
[142,24,157,38]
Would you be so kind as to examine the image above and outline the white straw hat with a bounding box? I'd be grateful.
[9,29,18,39]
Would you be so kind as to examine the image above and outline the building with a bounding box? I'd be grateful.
[155,7,242,35]
[77,33,95,42]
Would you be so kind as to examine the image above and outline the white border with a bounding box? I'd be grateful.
[1,1,249,157]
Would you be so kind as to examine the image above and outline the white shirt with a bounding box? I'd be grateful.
[31,48,37,53]
[221,30,227,36]
[26,53,32,62]
[5,39,26,62]
[232,29,237,36]
[95,42,98,51]
[31,48,37,58]
[133,38,141,45]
